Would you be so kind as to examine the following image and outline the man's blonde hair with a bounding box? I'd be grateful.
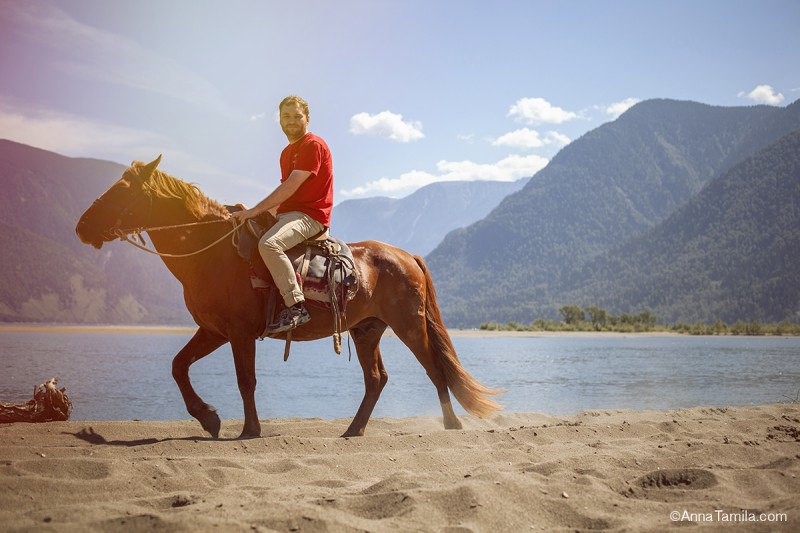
[279,95,310,120]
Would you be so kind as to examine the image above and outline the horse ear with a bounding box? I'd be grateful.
[134,154,162,183]
[143,154,162,176]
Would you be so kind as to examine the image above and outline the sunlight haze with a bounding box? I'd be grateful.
[1,0,797,204]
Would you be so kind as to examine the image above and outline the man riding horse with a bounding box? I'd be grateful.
[75,98,502,439]
[232,95,333,333]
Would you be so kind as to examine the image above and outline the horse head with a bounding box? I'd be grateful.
[76,155,162,249]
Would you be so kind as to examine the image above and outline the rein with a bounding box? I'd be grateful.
[113,219,245,258]
[93,181,245,258]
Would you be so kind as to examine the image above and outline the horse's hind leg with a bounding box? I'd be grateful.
[391,318,463,430]
[342,318,389,437]
[172,328,227,438]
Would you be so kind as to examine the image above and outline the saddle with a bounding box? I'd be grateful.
[228,207,358,354]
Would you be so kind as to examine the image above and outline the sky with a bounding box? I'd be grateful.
[1,0,799,205]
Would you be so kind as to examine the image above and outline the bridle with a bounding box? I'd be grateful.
[91,186,153,241]
[90,187,244,258]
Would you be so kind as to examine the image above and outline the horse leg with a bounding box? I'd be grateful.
[172,328,227,438]
[230,336,261,439]
[391,318,463,430]
[342,318,389,437]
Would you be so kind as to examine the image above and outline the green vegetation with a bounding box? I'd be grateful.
[480,305,800,336]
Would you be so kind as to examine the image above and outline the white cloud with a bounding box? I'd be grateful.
[492,128,571,150]
[601,97,641,119]
[341,154,548,198]
[508,97,579,125]
[546,131,571,146]
[738,85,785,105]
[493,128,545,149]
[349,111,424,142]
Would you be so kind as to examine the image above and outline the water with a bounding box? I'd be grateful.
[1,331,798,422]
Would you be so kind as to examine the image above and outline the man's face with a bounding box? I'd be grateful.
[280,103,309,142]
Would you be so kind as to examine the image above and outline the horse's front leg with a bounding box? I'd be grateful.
[230,336,261,438]
[172,328,227,438]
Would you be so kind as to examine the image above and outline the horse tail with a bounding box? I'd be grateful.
[414,256,504,418]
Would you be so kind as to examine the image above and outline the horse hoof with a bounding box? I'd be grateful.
[198,408,221,438]
[238,424,261,439]
[444,418,463,430]
[341,428,364,438]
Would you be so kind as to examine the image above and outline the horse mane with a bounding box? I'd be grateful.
[131,161,229,220]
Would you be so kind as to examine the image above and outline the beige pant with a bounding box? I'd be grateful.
[258,211,325,307]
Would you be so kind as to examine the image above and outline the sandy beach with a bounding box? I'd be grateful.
[1,404,797,532]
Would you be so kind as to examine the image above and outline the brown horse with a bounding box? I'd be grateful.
[75,156,502,438]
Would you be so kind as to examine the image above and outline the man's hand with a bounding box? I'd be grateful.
[231,208,257,223]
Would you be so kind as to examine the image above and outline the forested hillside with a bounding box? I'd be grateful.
[427,99,800,326]
[0,140,190,323]
[563,129,800,323]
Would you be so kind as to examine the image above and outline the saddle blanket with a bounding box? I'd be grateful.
[231,212,358,310]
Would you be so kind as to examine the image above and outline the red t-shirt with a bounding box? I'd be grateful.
[277,132,334,227]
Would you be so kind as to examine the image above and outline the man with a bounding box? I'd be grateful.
[232,96,334,333]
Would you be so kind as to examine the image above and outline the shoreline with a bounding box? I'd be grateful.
[1,404,797,531]
[0,323,687,337]
[3,323,797,338]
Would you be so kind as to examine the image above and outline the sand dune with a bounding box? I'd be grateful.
[1,404,798,531]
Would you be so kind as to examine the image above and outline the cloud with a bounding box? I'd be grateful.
[492,128,571,150]
[0,101,166,158]
[6,3,237,118]
[341,154,548,198]
[349,111,424,142]
[738,85,785,105]
[508,97,579,125]
[600,97,641,119]
[0,101,256,203]
[546,131,571,146]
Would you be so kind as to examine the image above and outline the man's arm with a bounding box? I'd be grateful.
[231,170,312,222]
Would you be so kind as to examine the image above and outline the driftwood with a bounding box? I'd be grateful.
[0,378,72,423]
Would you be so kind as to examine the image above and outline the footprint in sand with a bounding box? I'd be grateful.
[636,468,718,490]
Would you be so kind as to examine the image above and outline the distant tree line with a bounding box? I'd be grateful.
[479,305,800,336]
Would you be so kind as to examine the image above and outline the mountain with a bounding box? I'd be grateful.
[332,179,529,256]
[426,99,800,326]
[5,98,799,326]
[0,140,191,324]
[0,140,527,323]
[564,129,800,324]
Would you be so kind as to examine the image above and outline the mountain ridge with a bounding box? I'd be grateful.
[2,98,798,325]
[427,98,800,326]
[564,128,800,323]
[0,140,528,323]
[332,178,530,256]
[0,139,190,324]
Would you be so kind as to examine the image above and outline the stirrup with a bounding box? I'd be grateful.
[267,305,310,334]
